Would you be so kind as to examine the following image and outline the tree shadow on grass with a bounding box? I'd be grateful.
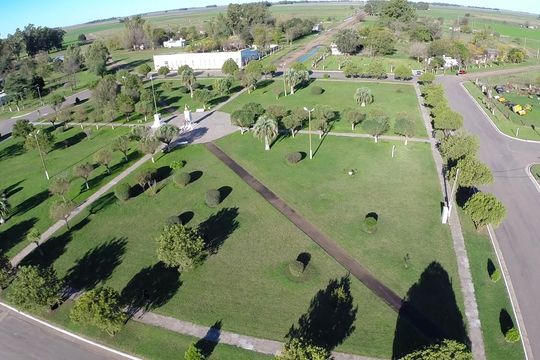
[218,186,232,202]
[155,165,172,182]
[12,190,50,217]
[121,261,181,317]
[392,261,470,359]
[179,211,194,225]
[64,237,127,291]
[196,320,222,358]
[189,170,203,184]
[53,131,86,150]
[286,275,357,351]
[4,180,24,196]
[456,186,477,208]
[88,192,116,215]
[0,217,37,254]
[0,142,24,161]
[197,207,239,255]
[499,309,514,336]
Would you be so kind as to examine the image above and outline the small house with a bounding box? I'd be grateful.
[330,43,342,56]
[312,24,323,32]
[163,38,186,48]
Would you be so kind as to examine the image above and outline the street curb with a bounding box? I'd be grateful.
[459,82,540,144]
[525,164,540,194]
[0,301,140,360]
[485,227,533,360]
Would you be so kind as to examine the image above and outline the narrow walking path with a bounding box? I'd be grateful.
[134,310,384,360]
[297,130,429,143]
[413,83,486,360]
[10,154,152,267]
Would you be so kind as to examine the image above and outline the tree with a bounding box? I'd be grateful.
[213,77,232,96]
[282,115,303,138]
[0,254,13,289]
[77,33,87,43]
[394,65,411,80]
[334,29,361,55]
[121,74,143,102]
[49,174,71,201]
[284,68,309,95]
[12,119,34,139]
[313,105,335,138]
[85,41,110,77]
[193,89,213,110]
[156,224,205,271]
[136,168,155,190]
[240,71,259,93]
[7,265,62,311]
[450,156,493,187]
[63,45,84,89]
[507,48,526,63]
[180,68,196,98]
[409,41,428,62]
[94,149,113,174]
[74,162,94,190]
[266,105,288,121]
[136,63,152,77]
[231,109,255,134]
[112,135,131,162]
[439,132,478,161]
[0,191,10,225]
[394,114,415,145]
[57,107,72,126]
[135,100,154,122]
[343,108,365,131]
[433,108,463,136]
[27,228,42,255]
[158,66,170,76]
[50,200,75,229]
[253,115,279,151]
[401,340,471,360]
[418,72,435,84]
[275,338,329,360]
[93,75,118,108]
[464,192,506,229]
[363,109,390,142]
[72,106,87,124]
[380,0,416,23]
[354,87,373,107]
[116,93,135,122]
[222,58,239,75]
[156,124,179,151]
[140,136,160,163]
[19,25,65,55]
[123,16,149,50]
[184,343,205,360]
[24,130,55,154]
[366,61,387,78]
[50,93,66,124]
[362,27,396,56]
[70,287,126,336]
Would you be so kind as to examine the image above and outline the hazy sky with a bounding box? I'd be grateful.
[1,0,538,36]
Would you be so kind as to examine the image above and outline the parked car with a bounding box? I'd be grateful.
[456,69,467,75]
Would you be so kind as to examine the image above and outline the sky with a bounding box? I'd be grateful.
[1,0,539,36]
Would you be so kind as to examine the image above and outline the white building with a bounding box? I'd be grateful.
[330,43,342,56]
[163,38,186,48]
[153,49,260,71]
[442,55,459,68]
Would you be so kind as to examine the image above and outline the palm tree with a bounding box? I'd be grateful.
[180,68,196,98]
[0,192,10,225]
[252,115,278,151]
[284,69,309,95]
[354,87,373,107]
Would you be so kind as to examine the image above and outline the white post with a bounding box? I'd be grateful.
[391,145,395,158]
[516,127,520,137]
[151,113,162,129]
[448,168,460,217]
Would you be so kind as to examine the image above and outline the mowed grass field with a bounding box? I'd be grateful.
[317,55,422,72]
[0,126,141,258]
[221,79,427,137]
[20,144,399,358]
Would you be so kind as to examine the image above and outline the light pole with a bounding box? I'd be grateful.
[303,107,314,159]
[150,75,158,113]
[447,168,460,217]
[149,75,162,129]
[35,85,43,106]
[30,130,50,180]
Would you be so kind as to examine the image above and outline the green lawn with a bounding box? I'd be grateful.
[458,209,525,360]
[221,79,427,137]
[464,82,540,141]
[318,55,423,72]
[20,143,399,358]
[531,164,540,185]
[0,126,141,258]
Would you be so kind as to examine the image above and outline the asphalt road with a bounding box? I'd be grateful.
[0,304,128,360]
[440,74,540,359]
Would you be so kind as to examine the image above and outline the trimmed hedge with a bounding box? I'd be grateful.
[173,172,191,187]
[286,152,302,164]
[490,268,501,282]
[311,86,324,95]
[505,327,520,343]
[114,183,130,202]
[205,189,221,207]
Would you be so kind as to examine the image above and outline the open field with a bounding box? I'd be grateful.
[458,208,525,360]
[221,79,427,137]
[0,126,141,258]
[18,143,401,358]
[464,82,540,141]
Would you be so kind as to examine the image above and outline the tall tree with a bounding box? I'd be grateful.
[94,149,113,174]
[450,156,493,187]
[221,58,239,76]
[50,200,76,229]
[12,119,34,139]
[49,173,71,202]
[85,42,110,77]
[433,108,463,136]
[464,192,506,229]
[156,224,205,271]
[439,132,478,161]
[284,68,309,95]
[252,115,278,151]
[0,191,10,225]
[74,162,94,190]
[354,87,373,107]
[135,100,154,122]
[49,93,65,125]
[180,68,196,98]
[401,340,471,360]
[156,124,179,151]
[112,135,131,162]
[63,45,84,90]
[335,29,362,55]
[7,265,62,311]
[93,75,118,108]
[140,136,160,163]
[343,108,365,131]
[193,89,213,110]
[394,113,415,145]
[363,109,390,142]
[380,0,416,23]
[275,338,329,360]
[116,93,135,122]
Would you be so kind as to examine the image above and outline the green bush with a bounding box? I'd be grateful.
[205,189,221,207]
[286,152,302,164]
[166,215,181,226]
[505,327,520,343]
[490,268,501,282]
[363,215,378,234]
[288,260,305,277]
[311,86,324,95]
[177,86,189,94]
[170,160,186,170]
[114,183,130,202]
[173,172,191,187]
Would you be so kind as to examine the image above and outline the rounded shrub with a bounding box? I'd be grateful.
[114,183,130,202]
[490,268,501,282]
[205,189,221,207]
[311,86,324,95]
[505,327,520,343]
[288,260,305,277]
[362,215,378,234]
[173,172,191,187]
[286,152,302,164]
[165,215,181,226]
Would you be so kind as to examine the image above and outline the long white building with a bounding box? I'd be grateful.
[153,49,259,71]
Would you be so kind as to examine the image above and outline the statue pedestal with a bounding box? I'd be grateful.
[151,113,162,128]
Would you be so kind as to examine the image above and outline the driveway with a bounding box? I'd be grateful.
[168,110,237,146]
[440,75,540,359]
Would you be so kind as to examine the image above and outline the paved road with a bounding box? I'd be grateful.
[440,75,540,359]
[0,304,127,360]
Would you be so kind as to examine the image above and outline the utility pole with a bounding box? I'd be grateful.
[304,107,314,159]
[448,168,460,217]
[31,130,50,180]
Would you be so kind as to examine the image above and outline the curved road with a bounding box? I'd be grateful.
[440,73,540,360]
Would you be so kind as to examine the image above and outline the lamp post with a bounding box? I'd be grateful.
[149,75,162,128]
[35,85,43,106]
[303,107,314,159]
[447,168,460,217]
[30,130,50,180]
